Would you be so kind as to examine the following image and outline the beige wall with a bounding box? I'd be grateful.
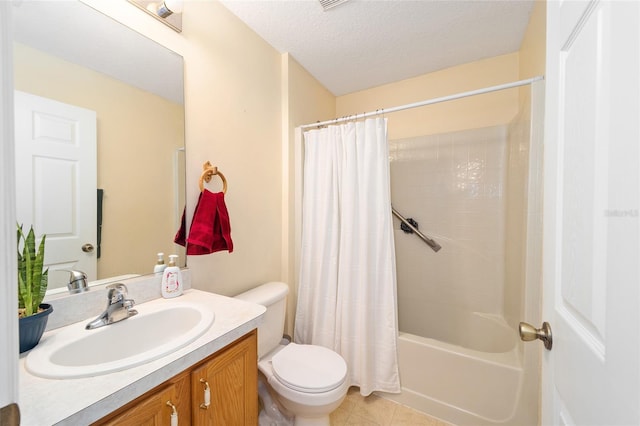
[337,53,521,140]
[519,0,546,80]
[13,43,184,282]
[180,1,284,296]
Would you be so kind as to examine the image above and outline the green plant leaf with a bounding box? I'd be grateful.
[25,228,35,315]
[17,225,26,310]
[31,233,46,310]
[17,223,48,316]
[18,274,29,313]
[37,268,48,308]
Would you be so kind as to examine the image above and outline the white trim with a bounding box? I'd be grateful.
[0,1,19,409]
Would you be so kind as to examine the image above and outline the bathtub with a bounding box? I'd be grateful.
[383,312,524,426]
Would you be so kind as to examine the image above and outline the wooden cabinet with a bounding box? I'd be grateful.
[98,371,190,426]
[191,329,258,425]
[94,330,257,426]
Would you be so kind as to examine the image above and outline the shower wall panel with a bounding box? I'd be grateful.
[390,126,507,338]
[504,99,532,331]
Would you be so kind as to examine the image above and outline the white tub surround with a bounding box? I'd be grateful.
[386,89,544,425]
[385,325,523,426]
[19,289,265,425]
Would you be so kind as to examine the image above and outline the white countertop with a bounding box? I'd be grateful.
[18,289,265,426]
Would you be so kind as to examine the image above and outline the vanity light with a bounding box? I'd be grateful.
[155,0,183,18]
[129,0,183,32]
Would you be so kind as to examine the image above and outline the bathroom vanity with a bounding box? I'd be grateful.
[18,288,265,425]
[95,330,257,425]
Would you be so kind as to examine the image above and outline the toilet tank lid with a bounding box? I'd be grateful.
[235,281,289,306]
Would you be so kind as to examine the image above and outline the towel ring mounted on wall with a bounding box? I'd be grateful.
[199,161,228,193]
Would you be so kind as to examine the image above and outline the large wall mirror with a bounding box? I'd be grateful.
[12,1,186,294]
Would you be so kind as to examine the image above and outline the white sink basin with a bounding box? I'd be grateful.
[25,301,215,379]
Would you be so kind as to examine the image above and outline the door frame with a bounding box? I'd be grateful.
[0,0,19,410]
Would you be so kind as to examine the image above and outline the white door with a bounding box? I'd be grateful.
[14,91,98,285]
[543,1,639,425]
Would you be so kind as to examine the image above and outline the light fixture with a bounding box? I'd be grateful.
[128,0,183,32]
[155,0,183,18]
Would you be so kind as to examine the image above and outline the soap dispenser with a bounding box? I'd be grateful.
[153,252,166,275]
[161,255,183,298]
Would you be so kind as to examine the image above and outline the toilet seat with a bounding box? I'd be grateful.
[271,343,347,394]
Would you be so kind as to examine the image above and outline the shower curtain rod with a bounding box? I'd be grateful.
[299,75,544,130]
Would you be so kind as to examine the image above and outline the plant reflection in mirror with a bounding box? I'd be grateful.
[17,223,48,318]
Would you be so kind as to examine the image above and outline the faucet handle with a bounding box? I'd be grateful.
[106,282,128,292]
[67,270,88,294]
[106,283,128,303]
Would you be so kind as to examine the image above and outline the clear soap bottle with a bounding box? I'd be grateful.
[161,254,183,298]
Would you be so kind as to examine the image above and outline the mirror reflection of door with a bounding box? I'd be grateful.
[14,90,97,281]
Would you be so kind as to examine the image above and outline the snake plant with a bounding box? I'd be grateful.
[17,224,48,318]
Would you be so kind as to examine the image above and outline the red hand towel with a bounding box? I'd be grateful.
[174,190,233,254]
[174,209,187,246]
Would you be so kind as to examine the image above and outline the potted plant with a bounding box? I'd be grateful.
[17,223,53,353]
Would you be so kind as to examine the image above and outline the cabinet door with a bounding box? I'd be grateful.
[96,372,190,426]
[99,385,176,426]
[191,331,258,425]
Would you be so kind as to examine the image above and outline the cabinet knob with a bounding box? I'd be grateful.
[199,378,211,409]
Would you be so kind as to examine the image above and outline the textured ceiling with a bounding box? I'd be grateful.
[220,0,535,96]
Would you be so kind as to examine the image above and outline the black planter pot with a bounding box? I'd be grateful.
[19,303,53,353]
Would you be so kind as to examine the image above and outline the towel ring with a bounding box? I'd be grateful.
[199,161,227,193]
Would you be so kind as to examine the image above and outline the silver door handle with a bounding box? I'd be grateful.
[519,321,553,350]
[82,243,95,253]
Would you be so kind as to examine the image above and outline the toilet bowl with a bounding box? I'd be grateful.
[235,282,349,426]
[260,343,349,424]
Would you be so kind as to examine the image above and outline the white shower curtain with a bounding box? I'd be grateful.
[294,117,400,396]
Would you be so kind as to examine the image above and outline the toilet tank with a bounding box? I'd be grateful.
[235,282,288,359]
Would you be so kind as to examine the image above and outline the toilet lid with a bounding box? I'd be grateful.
[271,343,347,393]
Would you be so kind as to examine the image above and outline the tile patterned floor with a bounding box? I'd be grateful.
[330,387,452,426]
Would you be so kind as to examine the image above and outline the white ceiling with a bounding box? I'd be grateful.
[219,0,536,96]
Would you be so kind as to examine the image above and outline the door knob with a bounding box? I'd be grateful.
[82,243,95,253]
[519,321,553,350]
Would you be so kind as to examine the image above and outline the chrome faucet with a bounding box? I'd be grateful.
[86,283,138,330]
[67,270,89,294]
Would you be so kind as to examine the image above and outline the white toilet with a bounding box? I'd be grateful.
[235,282,349,426]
